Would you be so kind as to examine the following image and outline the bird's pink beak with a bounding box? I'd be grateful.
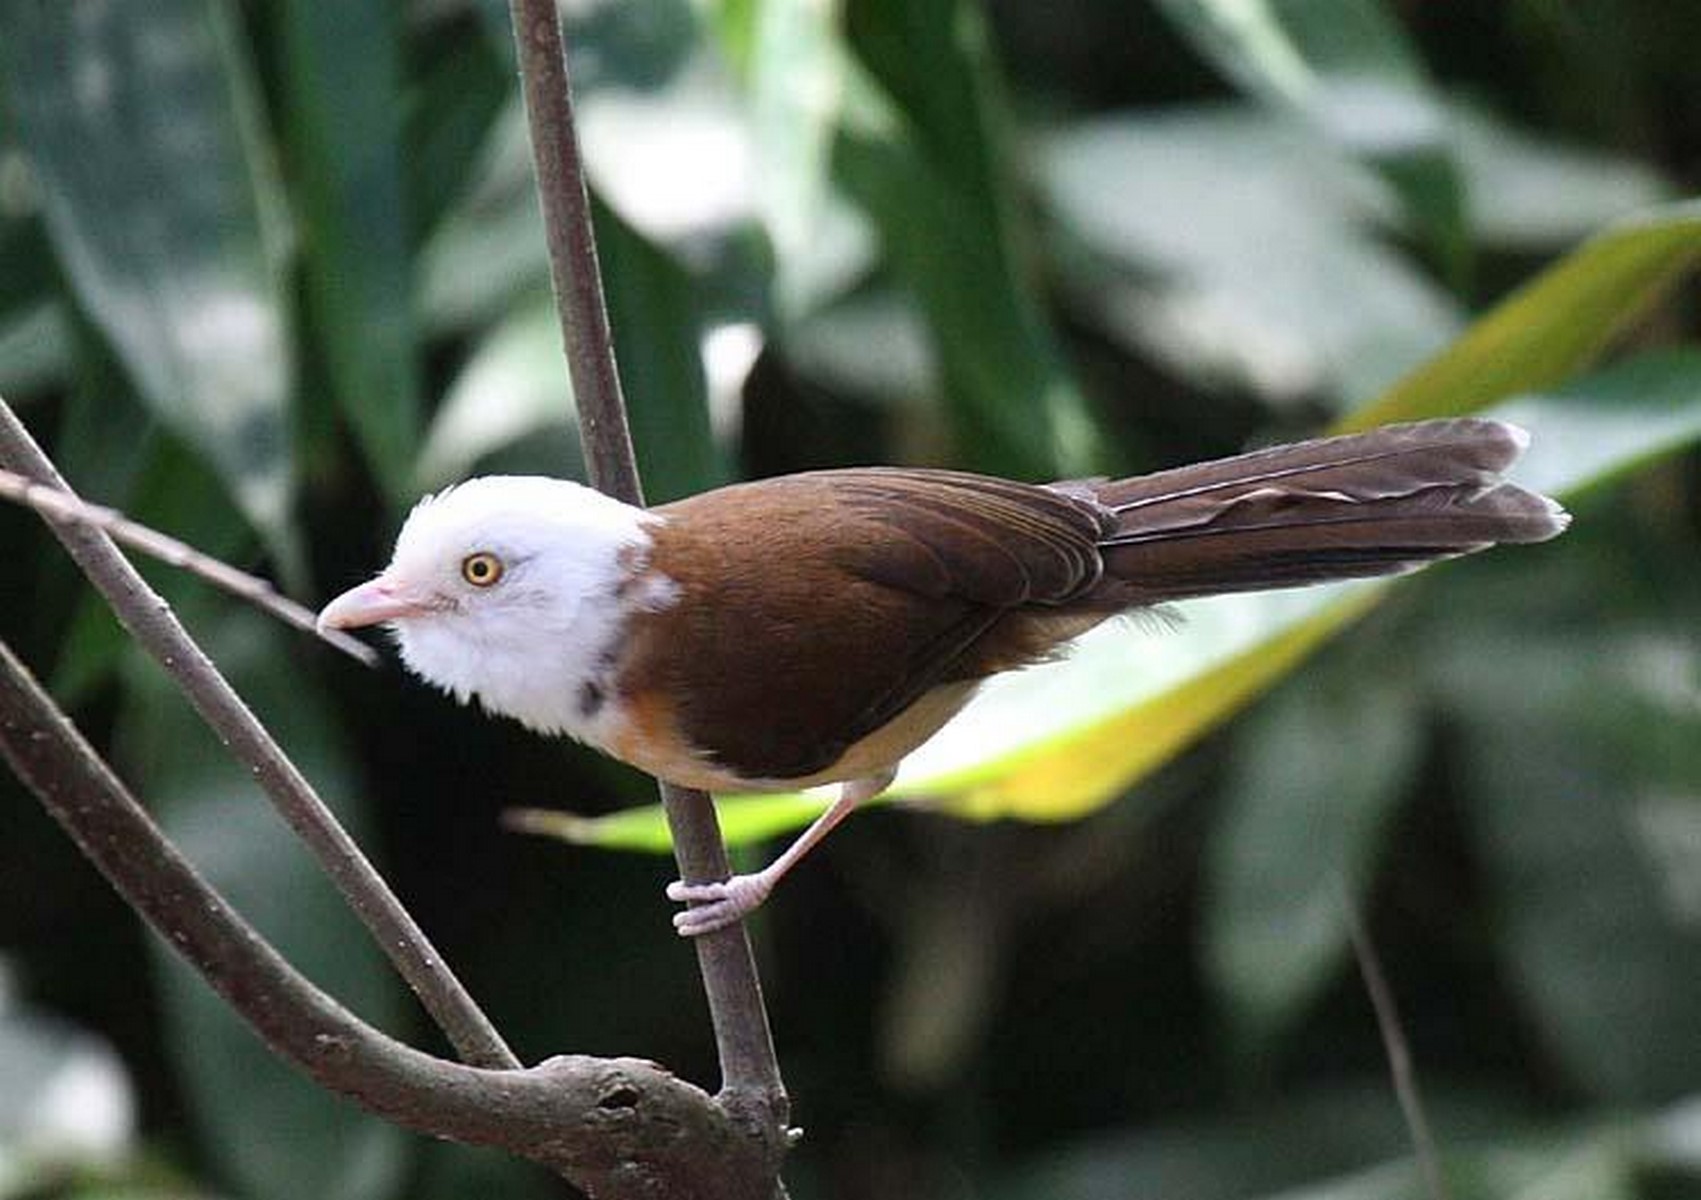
[316,575,425,634]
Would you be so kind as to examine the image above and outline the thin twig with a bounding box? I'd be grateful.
[0,637,769,1200]
[0,399,518,1072]
[505,0,791,1157]
[0,465,377,667]
[1344,895,1452,1200]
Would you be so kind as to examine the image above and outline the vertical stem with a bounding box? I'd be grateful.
[0,633,764,1193]
[662,791,788,1116]
[504,0,640,504]
[1345,896,1451,1200]
[505,0,790,1143]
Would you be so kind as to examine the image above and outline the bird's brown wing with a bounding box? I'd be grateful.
[815,467,1110,605]
[628,469,1111,782]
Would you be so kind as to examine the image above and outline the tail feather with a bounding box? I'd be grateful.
[1078,419,1568,606]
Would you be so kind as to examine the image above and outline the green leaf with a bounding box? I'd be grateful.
[996,1084,1510,1200]
[1443,625,1701,1103]
[1342,200,1701,430]
[510,790,834,856]
[745,0,849,317]
[709,0,878,325]
[1646,1097,1701,1181]
[117,614,411,1200]
[998,1097,1671,1200]
[703,0,760,74]
[1238,1135,1643,1200]
[415,291,580,489]
[837,0,1099,477]
[783,285,936,401]
[1203,655,1423,1049]
[57,1191,225,1200]
[0,217,58,328]
[1492,349,1701,499]
[570,0,757,248]
[402,26,511,249]
[597,201,729,501]
[418,103,551,335]
[1005,1107,1651,1200]
[1040,106,1461,405]
[1448,101,1671,249]
[277,0,419,499]
[1457,1136,1644,1200]
[421,202,728,499]
[1155,0,1468,282]
[0,304,72,397]
[0,0,297,562]
[420,7,763,334]
[901,586,1386,820]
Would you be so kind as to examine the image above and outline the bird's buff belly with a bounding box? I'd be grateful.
[602,680,981,794]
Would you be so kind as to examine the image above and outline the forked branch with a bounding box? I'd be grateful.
[0,0,790,1189]
[0,399,515,1071]
[0,637,769,1200]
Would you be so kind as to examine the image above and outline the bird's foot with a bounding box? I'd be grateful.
[667,872,774,937]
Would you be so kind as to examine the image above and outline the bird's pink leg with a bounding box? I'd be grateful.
[667,769,896,937]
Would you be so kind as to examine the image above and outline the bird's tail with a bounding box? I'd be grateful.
[1076,418,1568,606]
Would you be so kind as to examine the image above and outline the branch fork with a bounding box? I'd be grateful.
[0,0,790,1193]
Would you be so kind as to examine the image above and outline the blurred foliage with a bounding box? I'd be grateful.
[2,2,1701,1199]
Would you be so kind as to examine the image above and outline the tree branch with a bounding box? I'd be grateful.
[0,637,773,1200]
[505,0,791,1160]
[0,464,376,667]
[504,0,639,506]
[0,399,517,1072]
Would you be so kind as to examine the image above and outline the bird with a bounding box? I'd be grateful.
[318,418,1567,936]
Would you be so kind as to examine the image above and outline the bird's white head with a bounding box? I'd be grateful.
[317,476,671,739]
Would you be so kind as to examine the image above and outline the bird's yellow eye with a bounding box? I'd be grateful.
[460,551,504,587]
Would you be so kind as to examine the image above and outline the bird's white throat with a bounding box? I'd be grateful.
[378,477,674,744]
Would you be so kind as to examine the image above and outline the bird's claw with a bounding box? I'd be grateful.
[667,874,772,937]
